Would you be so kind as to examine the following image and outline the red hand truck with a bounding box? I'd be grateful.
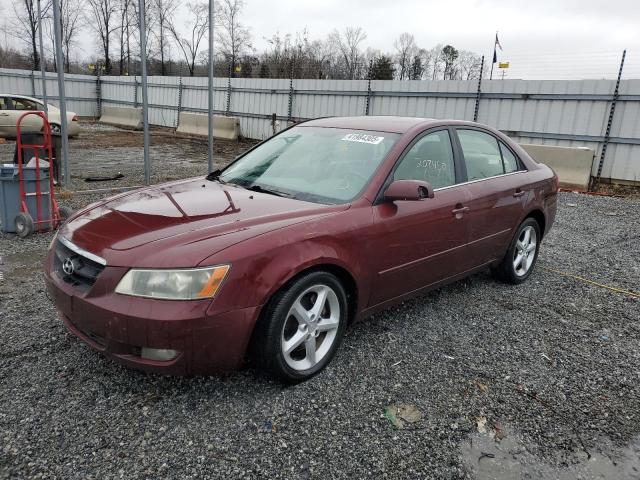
[14,111,69,237]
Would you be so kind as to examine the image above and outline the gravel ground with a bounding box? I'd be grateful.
[1,125,639,479]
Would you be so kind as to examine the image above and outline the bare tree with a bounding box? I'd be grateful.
[152,0,179,75]
[394,32,417,80]
[168,0,208,76]
[215,0,252,75]
[115,0,133,74]
[47,0,85,72]
[456,50,483,80]
[86,0,119,73]
[9,0,52,70]
[429,44,444,80]
[131,0,156,64]
[328,27,366,80]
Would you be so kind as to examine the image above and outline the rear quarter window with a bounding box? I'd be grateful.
[499,142,522,173]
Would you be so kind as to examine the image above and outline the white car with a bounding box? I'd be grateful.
[0,94,81,138]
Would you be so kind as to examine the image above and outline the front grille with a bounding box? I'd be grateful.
[53,240,105,292]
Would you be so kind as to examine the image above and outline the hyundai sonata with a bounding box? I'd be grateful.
[45,116,558,382]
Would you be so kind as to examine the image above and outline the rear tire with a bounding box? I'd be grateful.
[492,218,541,284]
[253,271,348,383]
[15,212,34,238]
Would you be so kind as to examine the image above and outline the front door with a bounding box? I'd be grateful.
[368,129,470,306]
[11,97,42,134]
[0,96,12,136]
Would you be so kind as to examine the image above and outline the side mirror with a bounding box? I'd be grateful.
[384,180,434,202]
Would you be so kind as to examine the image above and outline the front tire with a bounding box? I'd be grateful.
[492,218,541,284]
[253,271,348,383]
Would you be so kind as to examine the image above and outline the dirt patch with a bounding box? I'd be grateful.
[73,124,257,154]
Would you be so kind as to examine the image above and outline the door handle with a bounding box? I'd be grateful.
[513,189,526,198]
[0,113,9,116]
[451,206,470,215]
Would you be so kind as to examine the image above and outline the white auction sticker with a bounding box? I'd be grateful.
[341,133,384,145]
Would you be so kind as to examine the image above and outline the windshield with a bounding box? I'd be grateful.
[219,126,400,204]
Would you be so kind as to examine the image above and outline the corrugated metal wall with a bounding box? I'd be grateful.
[1,68,639,182]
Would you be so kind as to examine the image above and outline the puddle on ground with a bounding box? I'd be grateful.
[0,249,45,282]
[461,423,640,479]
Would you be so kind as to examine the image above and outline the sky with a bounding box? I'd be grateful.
[236,0,640,79]
[3,0,640,79]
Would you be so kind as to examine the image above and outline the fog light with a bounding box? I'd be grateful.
[141,348,179,361]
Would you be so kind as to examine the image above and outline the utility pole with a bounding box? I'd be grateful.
[51,0,70,186]
[207,0,215,172]
[138,0,150,184]
[36,0,48,116]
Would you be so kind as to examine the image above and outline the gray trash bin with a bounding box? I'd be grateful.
[13,132,61,183]
[0,164,53,234]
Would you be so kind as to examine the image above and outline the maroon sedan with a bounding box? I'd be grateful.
[45,116,557,382]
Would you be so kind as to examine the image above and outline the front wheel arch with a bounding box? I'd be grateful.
[261,263,359,326]
[249,268,350,382]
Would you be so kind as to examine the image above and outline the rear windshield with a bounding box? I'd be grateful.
[220,126,400,204]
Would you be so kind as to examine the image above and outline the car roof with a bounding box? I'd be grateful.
[300,116,440,134]
[0,94,43,102]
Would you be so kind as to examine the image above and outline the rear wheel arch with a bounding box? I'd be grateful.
[525,209,546,239]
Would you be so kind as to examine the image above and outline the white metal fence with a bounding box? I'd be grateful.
[1,67,639,183]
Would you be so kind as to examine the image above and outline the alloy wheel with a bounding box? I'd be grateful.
[280,284,340,371]
[513,225,537,276]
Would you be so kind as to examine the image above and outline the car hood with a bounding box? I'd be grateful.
[60,178,349,268]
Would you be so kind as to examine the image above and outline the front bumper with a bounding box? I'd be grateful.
[44,257,260,376]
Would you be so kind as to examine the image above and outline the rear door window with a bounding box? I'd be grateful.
[457,129,504,181]
[0,97,9,110]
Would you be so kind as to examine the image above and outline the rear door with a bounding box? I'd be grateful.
[368,128,471,306]
[453,128,529,265]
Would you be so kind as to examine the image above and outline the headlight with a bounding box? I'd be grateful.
[115,265,230,300]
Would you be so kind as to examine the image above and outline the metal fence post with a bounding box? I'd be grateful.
[595,49,626,185]
[134,77,139,107]
[287,62,294,123]
[225,63,232,116]
[96,71,102,119]
[473,56,485,122]
[30,70,36,97]
[365,60,373,116]
[176,74,183,129]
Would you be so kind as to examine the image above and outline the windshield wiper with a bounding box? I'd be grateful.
[206,169,227,184]
[246,184,293,198]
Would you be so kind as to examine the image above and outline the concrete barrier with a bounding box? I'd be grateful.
[520,144,594,191]
[99,106,143,130]
[177,113,241,140]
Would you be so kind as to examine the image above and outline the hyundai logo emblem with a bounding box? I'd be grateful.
[62,258,75,276]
